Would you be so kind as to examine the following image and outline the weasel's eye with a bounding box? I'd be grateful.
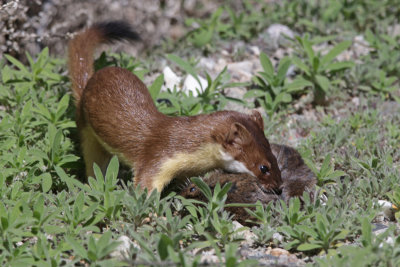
[190,187,196,193]
[260,165,269,174]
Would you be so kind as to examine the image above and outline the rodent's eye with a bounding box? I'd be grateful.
[260,165,269,174]
[190,187,196,193]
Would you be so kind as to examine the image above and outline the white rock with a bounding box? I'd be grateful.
[248,45,261,56]
[200,249,220,264]
[377,200,395,221]
[353,35,371,58]
[232,221,256,246]
[265,24,295,49]
[163,66,181,91]
[183,74,208,96]
[352,97,360,107]
[272,232,284,243]
[110,235,138,260]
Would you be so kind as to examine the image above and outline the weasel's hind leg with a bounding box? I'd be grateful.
[80,127,112,179]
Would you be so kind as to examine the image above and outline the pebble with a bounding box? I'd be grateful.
[248,45,261,56]
[272,232,284,243]
[198,57,216,73]
[264,24,295,49]
[352,35,372,58]
[232,221,257,247]
[200,249,220,265]
[372,223,389,235]
[351,97,360,107]
[240,246,303,266]
[163,66,181,90]
[110,235,138,260]
[388,24,400,37]
[182,74,208,96]
[227,60,254,82]
[269,247,290,257]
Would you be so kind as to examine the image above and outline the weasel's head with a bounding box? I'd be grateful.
[213,110,282,191]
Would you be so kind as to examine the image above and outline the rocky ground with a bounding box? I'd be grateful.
[1,0,399,266]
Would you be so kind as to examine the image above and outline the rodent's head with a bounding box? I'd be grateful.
[179,179,208,202]
[213,110,282,191]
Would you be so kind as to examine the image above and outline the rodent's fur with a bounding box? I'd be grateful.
[68,21,282,192]
[180,143,316,225]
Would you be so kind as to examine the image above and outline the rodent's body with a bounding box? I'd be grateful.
[68,21,282,192]
[180,144,316,224]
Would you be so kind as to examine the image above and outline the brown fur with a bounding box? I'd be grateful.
[180,144,316,225]
[68,21,282,192]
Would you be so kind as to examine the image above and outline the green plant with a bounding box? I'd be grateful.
[296,213,349,254]
[245,52,311,116]
[305,154,346,186]
[184,4,269,48]
[180,178,246,247]
[66,231,122,265]
[1,1,400,264]
[292,35,354,105]
[162,54,244,115]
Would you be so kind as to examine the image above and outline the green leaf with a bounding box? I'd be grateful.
[315,75,331,92]
[65,236,88,258]
[292,56,311,76]
[192,177,212,200]
[157,234,173,260]
[149,74,164,100]
[244,89,267,99]
[190,27,214,47]
[217,182,232,200]
[312,57,320,72]
[297,243,321,251]
[34,103,52,121]
[5,54,29,74]
[41,173,52,193]
[55,94,70,121]
[2,65,12,83]
[334,229,349,241]
[285,78,312,92]
[324,61,355,72]
[260,52,274,76]
[302,36,315,64]
[280,92,292,103]
[51,129,63,163]
[166,54,201,90]
[55,166,86,191]
[321,40,352,66]
[276,57,291,85]
[105,156,119,188]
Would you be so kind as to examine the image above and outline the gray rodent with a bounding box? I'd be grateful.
[179,143,316,224]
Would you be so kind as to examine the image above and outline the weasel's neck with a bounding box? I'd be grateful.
[151,143,225,191]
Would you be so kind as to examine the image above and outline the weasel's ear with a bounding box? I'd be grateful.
[250,110,264,131]
[226,122,252,146]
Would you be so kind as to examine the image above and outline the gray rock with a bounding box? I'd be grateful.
[227,60,254,82]
[264,24,295,49]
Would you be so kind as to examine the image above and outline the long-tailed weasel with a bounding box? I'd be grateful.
[68,21,282,193]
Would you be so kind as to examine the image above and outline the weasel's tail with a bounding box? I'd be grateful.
[68,21,140,105]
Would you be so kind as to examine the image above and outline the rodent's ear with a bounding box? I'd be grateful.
[226,122,252,146]
[250,110,264,131]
